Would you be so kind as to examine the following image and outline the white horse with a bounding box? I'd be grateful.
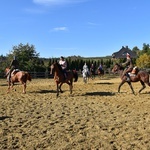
[82,68,90,83]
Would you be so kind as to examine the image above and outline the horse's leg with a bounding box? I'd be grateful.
[138,81,146,93]
[69,80,73,94]
[56,83,59,97]
[84,77,87,83]
[65,80,72,94]
[7,81,11,93]
[127,82,135,94]
[59,83,63,93]
[11,82,14,91]
[118,80,126,93]
[23,83,26,94]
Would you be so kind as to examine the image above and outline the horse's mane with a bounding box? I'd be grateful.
[115,63,124,70]
[55,62,63,72]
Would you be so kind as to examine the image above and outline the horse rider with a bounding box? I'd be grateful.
[90,63,95,72]
[83,63,89,71]
[121,53,133,81]
[98,64,103,72]
[83,62,87,70]
[7,56,19,82]
[59,56,67,79]
[82,63,89,75]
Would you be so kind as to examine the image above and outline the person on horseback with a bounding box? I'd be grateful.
[83,62,88,70]
[83,63,89,73]
[90,63,95,72]
[59,56,67,79]
[82,62,88,75]
[121,53,133,81]
[7,56,19,82]
[98,64,103,72]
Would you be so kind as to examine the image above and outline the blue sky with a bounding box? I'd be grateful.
[0,0,150,58]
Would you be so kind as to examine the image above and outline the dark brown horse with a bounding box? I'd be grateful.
[5,68,31,93]
[97,68,104,78]
[112,63,150,94]
[90,68,95,79]
[50,62,78,97]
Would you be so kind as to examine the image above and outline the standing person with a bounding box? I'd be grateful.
[59,56,67,79]
[122,53,133,81]
[7,56,19,82]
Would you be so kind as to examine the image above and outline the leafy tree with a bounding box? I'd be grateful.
[132,46,141,56]
[140,43,150,55]
[7,43,46,71]
[136,53,150,68]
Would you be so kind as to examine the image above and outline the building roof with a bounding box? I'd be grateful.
[112,46,137,58]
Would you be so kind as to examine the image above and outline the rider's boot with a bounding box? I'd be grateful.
[64,73,67,80]
[126,73,130,82]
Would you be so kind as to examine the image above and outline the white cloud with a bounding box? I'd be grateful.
[33,0,88,6]
[51,26,68,32]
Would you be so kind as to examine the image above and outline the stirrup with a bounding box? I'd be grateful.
[126,77,130,82]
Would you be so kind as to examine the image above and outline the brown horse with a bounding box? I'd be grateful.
[112,63,150,94]
[97,68,104,78]
[5,68,31,93]
[90,68,95,79]
[50,62,78,97]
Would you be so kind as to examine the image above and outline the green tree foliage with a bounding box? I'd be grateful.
[140,43,150,55]
[0,55,7,74]
[136,53,150,68]
[7,43,46,72]
[135,43,150,68]
[132,46,140,56]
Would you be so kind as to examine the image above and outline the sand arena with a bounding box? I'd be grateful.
[0,76,150,149]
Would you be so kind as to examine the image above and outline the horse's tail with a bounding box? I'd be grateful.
[72,70,78,82]
[25,72,32,81]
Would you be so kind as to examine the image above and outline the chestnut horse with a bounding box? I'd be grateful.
[112,63,150,94]
[5,68,31,93]
[50,62,78,97]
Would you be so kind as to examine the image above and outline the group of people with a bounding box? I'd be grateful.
[81,52,137,82]
[7,53,137,82]
[82,62,103,75]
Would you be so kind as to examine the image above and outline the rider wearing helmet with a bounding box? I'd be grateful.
[122,53,133,81]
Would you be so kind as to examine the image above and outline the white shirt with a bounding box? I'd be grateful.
[59,60,67,70]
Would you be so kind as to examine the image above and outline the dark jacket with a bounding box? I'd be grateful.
[10,59,19,69]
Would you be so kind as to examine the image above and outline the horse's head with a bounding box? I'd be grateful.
[50,62,62,74]
[50,63,55,74]
[5,68,10,76]
[112,63,121,73]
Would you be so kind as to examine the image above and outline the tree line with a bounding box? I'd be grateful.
[0,43,150,76]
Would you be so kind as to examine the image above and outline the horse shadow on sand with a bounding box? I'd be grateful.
[85,91,115,96]
[29,89,57,94]
[0,116,12,121]
[94,82,114,85]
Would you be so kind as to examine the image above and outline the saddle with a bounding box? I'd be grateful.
[11,69,20,76]
[128,66,138,77]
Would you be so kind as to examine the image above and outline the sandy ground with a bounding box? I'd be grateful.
[0,75,150,150]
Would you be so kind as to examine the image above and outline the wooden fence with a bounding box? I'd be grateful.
[0,69,113,79]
